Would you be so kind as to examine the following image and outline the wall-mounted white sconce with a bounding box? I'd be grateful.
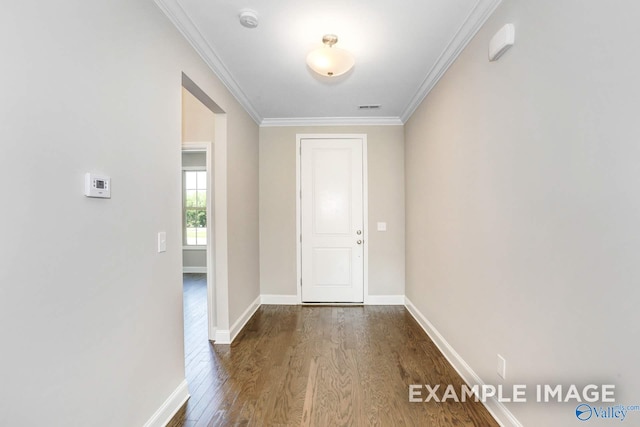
[489,24,515,61]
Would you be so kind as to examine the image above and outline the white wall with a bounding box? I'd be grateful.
[259,125,405,298]
[405,0,640,425]
[181,151,207,168]
[183,249,207,271]
[0,0,259,425]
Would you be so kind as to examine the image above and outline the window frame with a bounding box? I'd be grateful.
[182,167,207,247]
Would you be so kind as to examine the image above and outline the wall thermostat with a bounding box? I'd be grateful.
[85,173,111,198]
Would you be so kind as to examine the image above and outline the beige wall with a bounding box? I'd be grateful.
[227,113,260,322]
[405,1,640,425]
[182,88,216,143]
[180,56,260,335]
[259,125,405,297]
[0,0,259,425]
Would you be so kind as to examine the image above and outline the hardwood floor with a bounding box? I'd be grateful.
[169,274,498,426]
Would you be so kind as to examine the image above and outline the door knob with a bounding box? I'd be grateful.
[357,240,362,245]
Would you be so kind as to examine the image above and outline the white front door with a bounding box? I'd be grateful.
[301,137,364,303]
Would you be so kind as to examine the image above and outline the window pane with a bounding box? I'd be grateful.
[186,227,197,245]
[186,190,197,207]
[196,190,207,207]
[184,169,206,246]
[196,210,206,227]
[197,171,207,190]
[185,171,197,190]
[196,228,207,245]
[185,209,198,227]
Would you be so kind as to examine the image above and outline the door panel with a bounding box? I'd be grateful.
[312,248,351,286]
[312,149,352,234]
[301,138,363,303]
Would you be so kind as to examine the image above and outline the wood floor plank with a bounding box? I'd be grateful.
[171,275,499,427]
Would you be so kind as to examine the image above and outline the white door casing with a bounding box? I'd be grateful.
[300,136,365,303]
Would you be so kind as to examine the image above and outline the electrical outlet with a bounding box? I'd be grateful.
[497,354,506,379]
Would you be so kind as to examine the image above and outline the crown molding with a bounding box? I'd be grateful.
[154,0,262,124]
[260,116,403,128]
[400,0,503,123]
[157,0,502,127]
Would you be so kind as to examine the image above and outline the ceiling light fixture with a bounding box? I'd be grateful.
[306,34,354,77]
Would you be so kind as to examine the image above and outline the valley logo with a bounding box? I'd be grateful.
[576,403,640,422]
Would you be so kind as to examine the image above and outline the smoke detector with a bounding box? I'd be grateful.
[239,9,258,29]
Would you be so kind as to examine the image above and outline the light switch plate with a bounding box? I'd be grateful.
[377,222,387,232]
[158,232,167,253]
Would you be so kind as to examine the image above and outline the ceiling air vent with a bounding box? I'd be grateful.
[358,104,381,110]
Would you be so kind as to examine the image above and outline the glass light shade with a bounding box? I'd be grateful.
[306,46,355,77]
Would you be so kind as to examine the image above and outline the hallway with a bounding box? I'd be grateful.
[169,274,497,426]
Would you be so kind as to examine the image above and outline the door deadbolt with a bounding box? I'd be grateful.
[356,230,362,235]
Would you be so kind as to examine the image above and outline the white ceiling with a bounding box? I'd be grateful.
[156,0,501,125]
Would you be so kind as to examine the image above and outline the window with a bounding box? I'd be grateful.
[183,170,207,246]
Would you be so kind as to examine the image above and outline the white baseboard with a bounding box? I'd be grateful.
[208,326,217,342]
[365,295,405,305]
[214,329,231,344]
[229,295,261,342]
[261,294,299,305]
[404,297,522,427]
[182,266,207,273]
[214,295,261,344]
[142,379,189,427]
